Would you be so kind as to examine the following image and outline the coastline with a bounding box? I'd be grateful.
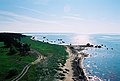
[1,33,118,81]
[61,45,89,81]
[63,45,103,81]
[29,35,102,81]
[30,36,103,81]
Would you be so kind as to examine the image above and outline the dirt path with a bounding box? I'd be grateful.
[11,49,44,81]
[31,49,45,65]
[62,46,88,81]
[11,64,31,81]
[61,46,75,81]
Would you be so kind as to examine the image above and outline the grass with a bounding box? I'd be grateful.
[20,37,68,81]
[0,41,36,81]
[0,36,68,81]
[0,42,4,47]
[19,65,37,81]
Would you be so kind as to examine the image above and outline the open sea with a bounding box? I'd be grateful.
[24,33,120,81]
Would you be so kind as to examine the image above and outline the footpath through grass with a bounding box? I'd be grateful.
[0,36,68,81]
[21,37,68,81]
[0,41,36,81]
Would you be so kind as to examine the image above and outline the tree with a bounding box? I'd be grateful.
[19,43,30,56]
[24,44,30,52]
[9,45,17,55]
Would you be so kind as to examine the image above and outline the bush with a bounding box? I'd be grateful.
[9,45,17,55]
[5,68,18,79]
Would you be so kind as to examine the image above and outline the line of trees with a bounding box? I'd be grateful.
[0,33,30,56]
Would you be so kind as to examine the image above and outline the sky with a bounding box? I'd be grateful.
[0,0,120,34]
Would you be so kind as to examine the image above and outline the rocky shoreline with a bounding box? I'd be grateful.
[69,45,89,81]
[64,44,104,81]
[62,45,90,81]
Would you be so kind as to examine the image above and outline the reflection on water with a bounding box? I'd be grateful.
[24,33,92,45]
[71,34,91,45]
[84,34,120,81]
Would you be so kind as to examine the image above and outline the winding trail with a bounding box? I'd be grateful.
[31,49,44,65]
[11,64,31,81]
[11,49,44,81]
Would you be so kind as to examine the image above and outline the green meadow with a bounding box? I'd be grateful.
[0,42,36,81]
[0,35,68,81]
[21,37,68,81]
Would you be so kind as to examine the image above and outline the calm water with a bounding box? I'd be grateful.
[24,33,120,81]
[83,34,120,81]
[24,33,91,45]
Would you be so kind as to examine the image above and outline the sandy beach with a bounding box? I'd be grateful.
[61,45,104,81]
[62,46,74,81]
[59,45,89,81]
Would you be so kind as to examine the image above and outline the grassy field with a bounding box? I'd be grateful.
[0,41,36,81]
[20,37,68,81]
[0,36,68,81]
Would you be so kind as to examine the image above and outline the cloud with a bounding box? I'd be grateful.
[18,6,56,17]
[62,16,84,20]
[64,5,71,13]
[0,10,119,33]
[0,10,58,24]
[0,10,70,32]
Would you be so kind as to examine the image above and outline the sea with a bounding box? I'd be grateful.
[24,33,120,81]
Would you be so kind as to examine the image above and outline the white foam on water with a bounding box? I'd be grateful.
[88,76,103,81]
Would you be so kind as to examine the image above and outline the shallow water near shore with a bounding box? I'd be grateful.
[83,34,120,81]
[24,33,120,81]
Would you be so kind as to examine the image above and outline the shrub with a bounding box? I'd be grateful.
[5,68,18,79]
[9,45,17,55]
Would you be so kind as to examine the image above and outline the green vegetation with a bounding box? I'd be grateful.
[21,37,68,81]
[0,42,4,46]
[19,65,37,81]
[9,45,17,55]
[0,33,36,81]
[0,44,36,81]
[0,33,68,81]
